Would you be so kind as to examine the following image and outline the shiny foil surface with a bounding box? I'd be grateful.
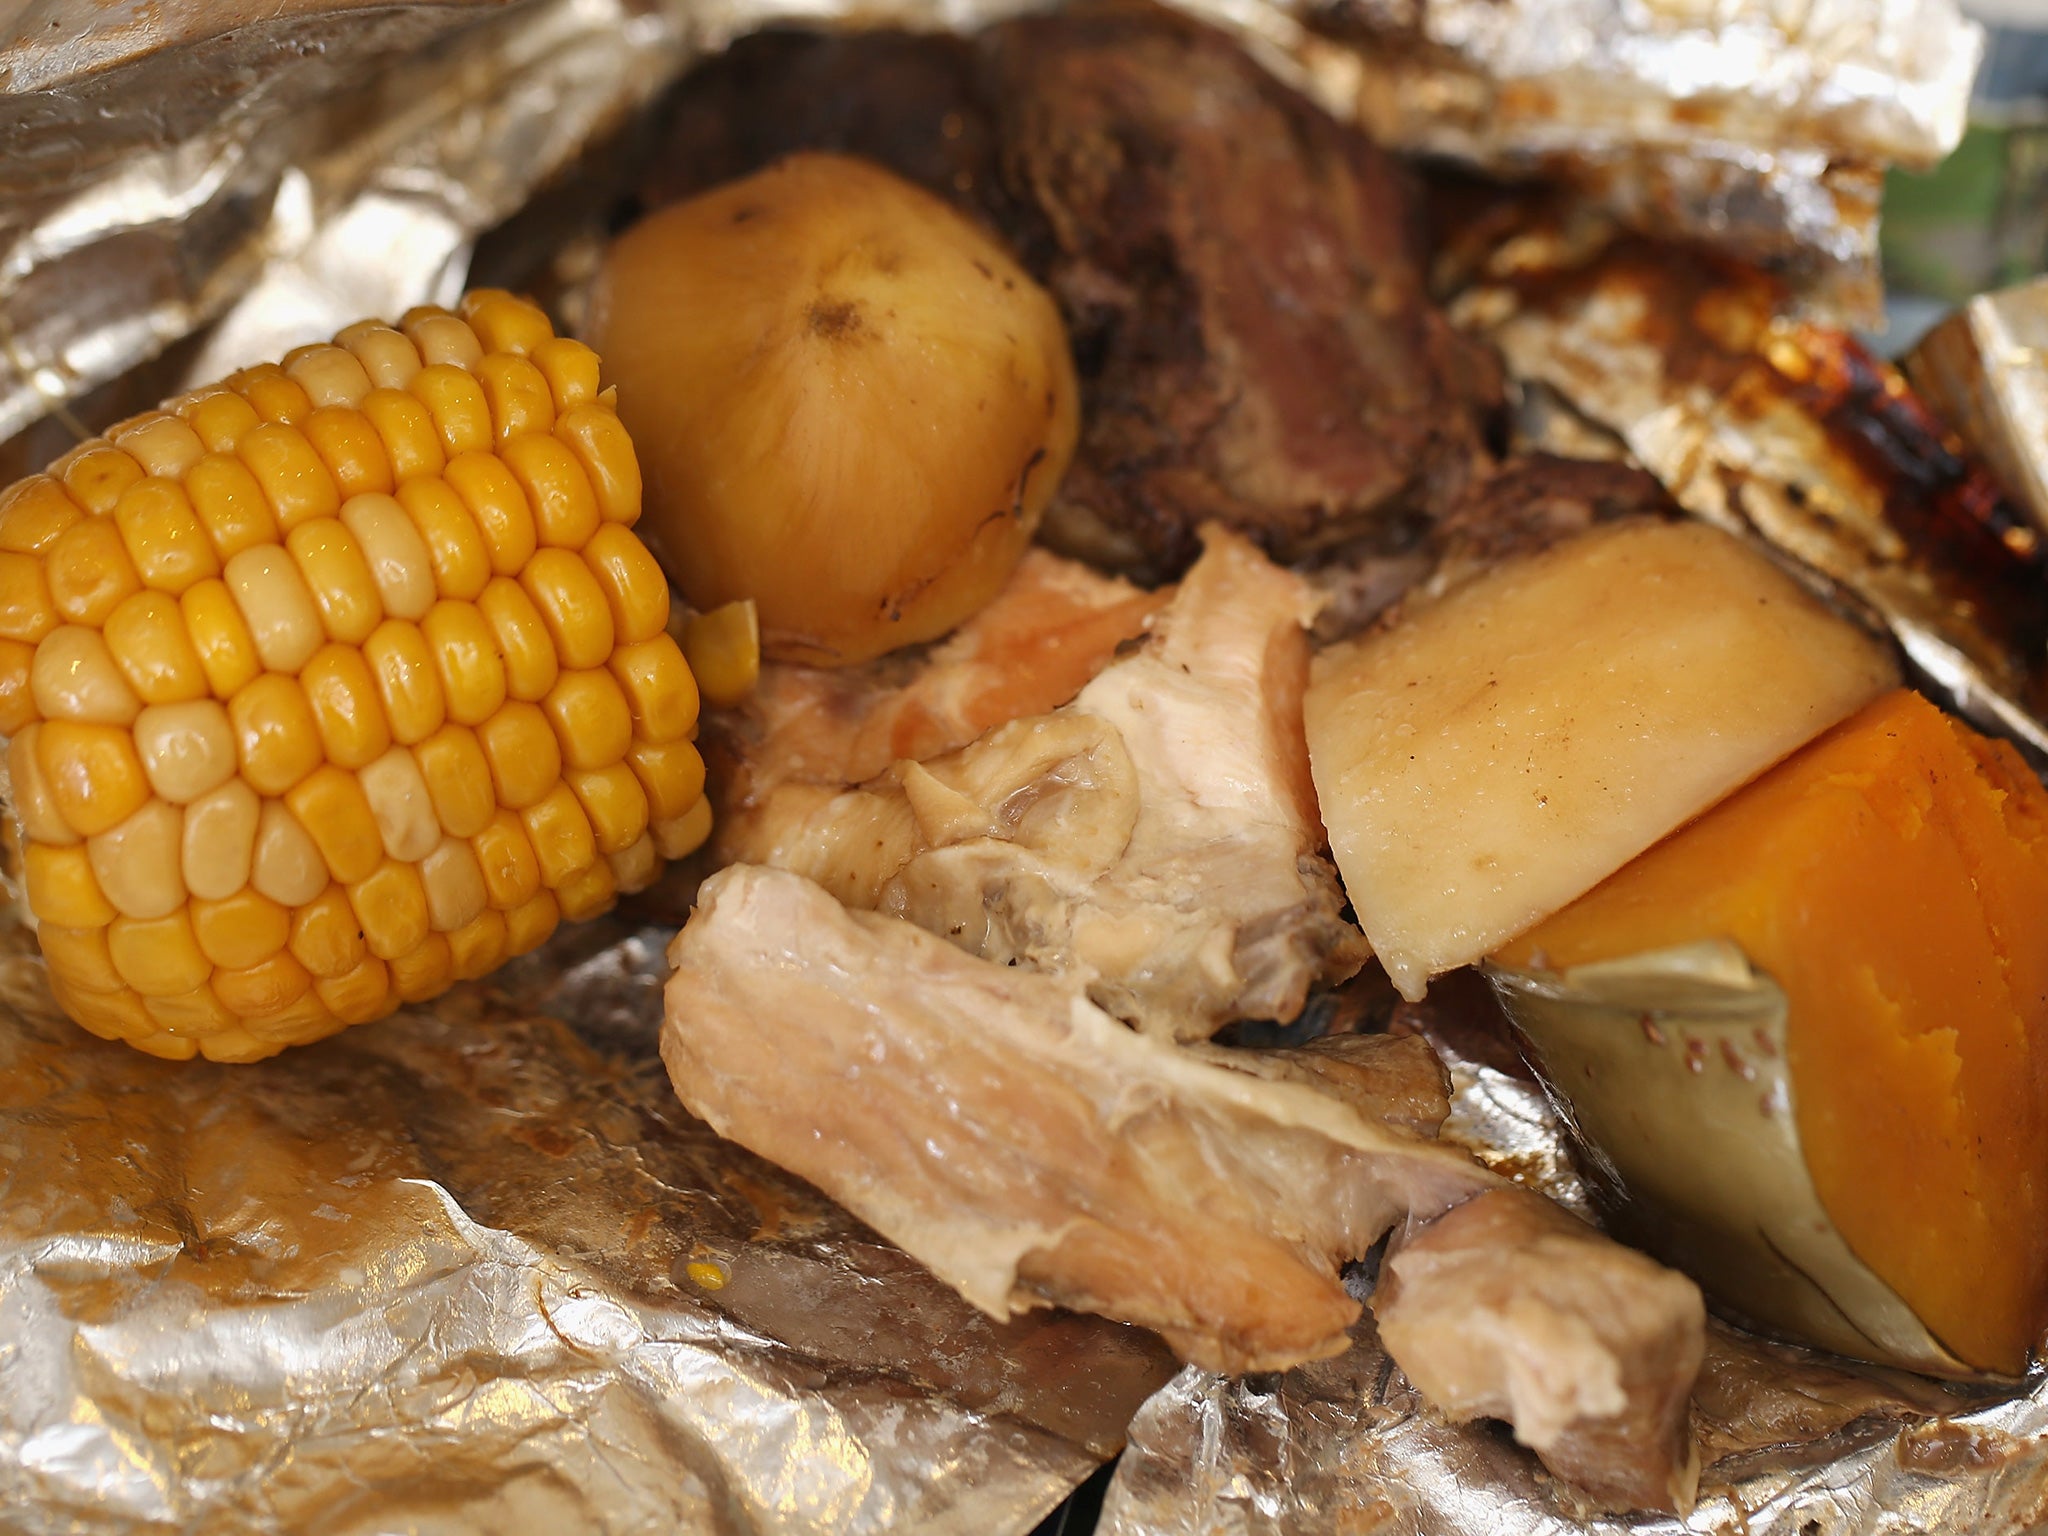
[0,0,2040,1531]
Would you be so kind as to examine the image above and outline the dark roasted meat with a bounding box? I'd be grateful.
[645,2,1500,582]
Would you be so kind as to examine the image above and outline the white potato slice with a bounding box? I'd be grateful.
[1304,519,1897,998]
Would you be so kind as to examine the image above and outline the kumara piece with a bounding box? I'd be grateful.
[1494,689,2048,1377]
[1304,518,1898,999]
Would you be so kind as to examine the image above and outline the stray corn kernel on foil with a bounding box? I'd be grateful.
[0,290,707,1062]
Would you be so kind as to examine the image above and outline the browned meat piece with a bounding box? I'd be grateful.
[1375,1188,1706,1512]
[662,863,1491,1373]
[722,526,1367,1038]
[1190,1031,1451,1143]
[644,2,1500,583]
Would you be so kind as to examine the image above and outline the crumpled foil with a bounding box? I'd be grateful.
[0,0,2030,1532]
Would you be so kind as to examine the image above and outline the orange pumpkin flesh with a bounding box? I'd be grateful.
[1498,689,2048,1374]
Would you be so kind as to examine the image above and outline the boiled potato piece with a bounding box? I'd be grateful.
[591,153,1079,667]
[1304,519,1897,998]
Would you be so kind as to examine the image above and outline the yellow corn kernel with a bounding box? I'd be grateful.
[626,737,706,824]
[501,433,598,550]
[108,910,210,997]
[316,954,393,1025]
[422,600,507,726]
[420,835,488,932]
[555,857,616,923]
[302,404,394,499]
[285,344,373,410]
[286,516,383,645]
[27,842,117,926]
[239,990,342,1048]
[230,363,312,425]
[237,422,340,531]
[0,550,58,646]
[532,337,601,413]
[568,763,649,855]
[478,353,554,442]
[337,322,422,389]
[414,723,495,838]
[607,635,696,745]
[213,949,313,1018]
[472,808,541,910]
[0,476,83,554]
[229,673,321,796]
[0,639,33,736]
[113,478,220,595]
[132,699,236,804]
[339,492,434,621]
[608,832,659,895]
[88,799,185,920]
[403,309,484,370]
[102,591,207,706]
[446,907,507,980]
[358,745,438,862]
[394,478,489,601]
[361,387,446,484]
[285,764,385,885]
[38,721,149,837]
[361,619,446,745]
[544,669,632,772]
[250,799,328,907]
[190,887,290,970]
[476,577,558,702]
[39,924,122,995]
[145,984,238,1039]
[443,452,537,577]
[8,727,74,844]
[59,982,159,1045]
[45,518,142,628]
[409,364,493,457]
[298,642,392,771]
[503,889,559,956]
[348,858,430,961]
[115,415,207,480]
[181,778,260,900]
[476,700,560,810]
[185,453,281,563]
[288,885,365,979]
[681,599,760,709]
[582,523,669,645]
[180,390,263,452]
[520,547,613,670]
[521,781,596,889]
[654,796,714,861]
[31,625,141,724]
[181,579,263,699]
[60,443,144,515]
[459,290,553,355]
[389,932,453,1003]
[554,404,641,526]
[224,543,323,674]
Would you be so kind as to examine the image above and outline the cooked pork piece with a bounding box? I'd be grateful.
[663,865,1708,1503]
[662,864,1487,1372]
[647,2,1499,583]
[1375,1189,1706,1512]
[712,548,1162,850]
[722,526,1366,1038]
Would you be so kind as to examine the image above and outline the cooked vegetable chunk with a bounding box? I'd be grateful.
[1498,690,2048,1375]
[1304,519,1897,998]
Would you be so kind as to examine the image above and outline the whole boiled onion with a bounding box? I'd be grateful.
[590,153,1080,666]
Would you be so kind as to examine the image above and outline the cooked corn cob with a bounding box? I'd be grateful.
[0,290,723,1063]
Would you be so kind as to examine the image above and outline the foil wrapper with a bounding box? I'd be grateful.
[1905,276,2048,537]
[0,0,2034,1531]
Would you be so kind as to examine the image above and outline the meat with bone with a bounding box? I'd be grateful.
[661,864,1706,1504]
[646,2,1501,583]
[1375,1188,1706,1512]
[721,525,1365,1038]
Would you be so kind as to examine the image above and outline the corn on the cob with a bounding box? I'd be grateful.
[0,291,722,1063]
